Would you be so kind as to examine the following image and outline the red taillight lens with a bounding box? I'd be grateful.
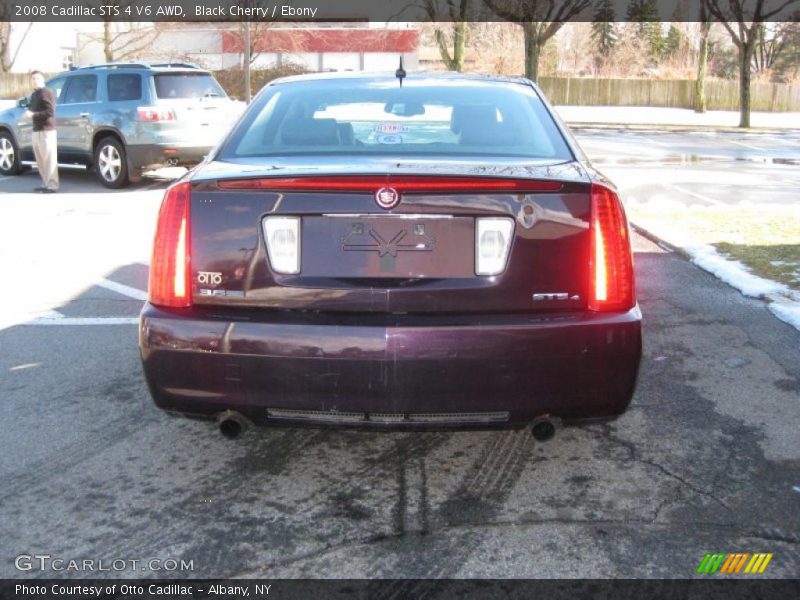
[149,181,191,308]
[216,176,562,193]
[589,184,635,312]
[137,106,176,122]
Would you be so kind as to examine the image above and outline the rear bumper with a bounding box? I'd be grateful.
[127,143,212,170]
[139,305,642,429]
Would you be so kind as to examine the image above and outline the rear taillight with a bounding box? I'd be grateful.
[137,106,176,122]
[149,181,191,307]
[589,184,635,312]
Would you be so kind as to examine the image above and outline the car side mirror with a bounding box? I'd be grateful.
[17,97,28,108]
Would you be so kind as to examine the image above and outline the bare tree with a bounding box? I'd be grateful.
[482,0,591,81]
[421,0,471,71]
[752,22,800,74]
[79,1,159,62]
[0,21,34,73]
[234,20,277,67]
[704,0,800,127]
[695,4,712,112]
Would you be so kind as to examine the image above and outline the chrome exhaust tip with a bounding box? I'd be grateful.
[217,410,250,439]
[531,416,558,442]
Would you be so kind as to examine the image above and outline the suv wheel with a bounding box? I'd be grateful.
[95,137,129,189]
[0,131,22,176]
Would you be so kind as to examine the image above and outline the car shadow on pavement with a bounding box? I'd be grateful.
[0,166,181,194]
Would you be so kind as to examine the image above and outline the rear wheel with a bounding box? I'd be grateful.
[94,136,129,188]
[0,131,22,176]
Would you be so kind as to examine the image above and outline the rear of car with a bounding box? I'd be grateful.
[0,64,242,188]
[139,74,641,433]
[125,68,244,176]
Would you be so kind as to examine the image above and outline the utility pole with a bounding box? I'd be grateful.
[243,19,251,103]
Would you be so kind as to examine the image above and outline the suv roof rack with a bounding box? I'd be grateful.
[71,62,202,71]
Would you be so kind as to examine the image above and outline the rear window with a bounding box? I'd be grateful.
[218,79,572,161]
[154,73,226,99]
[107,73,142,101]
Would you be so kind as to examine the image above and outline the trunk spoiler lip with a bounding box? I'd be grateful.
[187,158,591,188]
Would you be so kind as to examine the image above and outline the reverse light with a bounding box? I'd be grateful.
[149,181,191,307]
[263,217,301,275]
[589,184,635,312]
[137,106,176,122]
[476,217,514,276]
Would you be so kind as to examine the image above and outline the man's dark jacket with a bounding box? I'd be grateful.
[29,87,56,132]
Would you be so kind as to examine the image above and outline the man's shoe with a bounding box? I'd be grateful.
[41,188,57,194]
[33,186,47,192]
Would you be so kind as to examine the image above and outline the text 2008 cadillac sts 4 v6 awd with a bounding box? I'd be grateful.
[139,71,641,439]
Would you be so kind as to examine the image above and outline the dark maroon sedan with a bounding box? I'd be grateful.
[139,72,641,439]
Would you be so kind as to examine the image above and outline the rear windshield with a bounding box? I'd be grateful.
[217,78,572,160]
[154,73,226,99]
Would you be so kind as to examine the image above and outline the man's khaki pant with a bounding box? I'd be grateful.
[32,130,58,191]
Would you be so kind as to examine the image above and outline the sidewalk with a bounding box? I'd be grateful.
[555,105,800,131]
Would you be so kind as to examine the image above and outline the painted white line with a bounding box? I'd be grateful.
[727,138,761,151]
[25,317,139,326]
[96,278,148,301]
[663,183,725,206]
[643,137,670,147]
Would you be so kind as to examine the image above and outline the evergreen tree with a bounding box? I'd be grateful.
[626,0,665,59]
[592,0,618,56]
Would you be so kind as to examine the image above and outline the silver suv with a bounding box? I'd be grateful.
[0,63,243,188]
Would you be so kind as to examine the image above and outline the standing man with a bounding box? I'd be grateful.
[23,71,58,193]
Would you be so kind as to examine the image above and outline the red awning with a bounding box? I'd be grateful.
[222,28,419,53]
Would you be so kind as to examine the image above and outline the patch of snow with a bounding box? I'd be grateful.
[685,244,789,298]
[769,303,800,332]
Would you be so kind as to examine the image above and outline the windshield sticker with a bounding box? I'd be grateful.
[374,123,408,134]
[376,134,404,144]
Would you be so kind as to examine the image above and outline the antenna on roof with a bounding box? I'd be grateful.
[395,56,406,88]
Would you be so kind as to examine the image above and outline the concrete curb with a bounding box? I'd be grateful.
[566,122,800,134]
[631,222,800,311]
[630,222,690,260]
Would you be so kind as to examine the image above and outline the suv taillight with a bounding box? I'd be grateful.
[137,107,175,121]
[149,181,191,308]
[589,183,635,312]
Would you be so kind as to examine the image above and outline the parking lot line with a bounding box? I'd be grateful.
[25,317,139,326]
[663,183,725,206]
[727,138,762,151]
[96,278,148,301]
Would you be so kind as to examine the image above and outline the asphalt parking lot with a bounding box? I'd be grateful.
[1,130,799,579]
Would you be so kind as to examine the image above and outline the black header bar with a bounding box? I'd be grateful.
[2,0,800,23]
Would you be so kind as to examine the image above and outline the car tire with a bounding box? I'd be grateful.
[0,130,23,176]
[94,136,130,189]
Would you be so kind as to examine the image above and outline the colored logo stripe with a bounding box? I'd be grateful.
[744,553,773,574]
[697,553,773,574]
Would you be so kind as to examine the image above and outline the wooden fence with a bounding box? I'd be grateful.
[538,77,800,112]
[2,71,799,111]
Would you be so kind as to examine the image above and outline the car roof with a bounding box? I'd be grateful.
[59,62,209,76]
[268,70,532,87]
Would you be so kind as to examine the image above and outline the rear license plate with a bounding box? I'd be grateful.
[301,215,475,278]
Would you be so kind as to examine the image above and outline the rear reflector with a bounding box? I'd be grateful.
[137,106,176,122]
[217,176,562,193]
[476,217,514,276]
[589,184,635,312]
[149,181,191,307]
[263,216,301,274]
